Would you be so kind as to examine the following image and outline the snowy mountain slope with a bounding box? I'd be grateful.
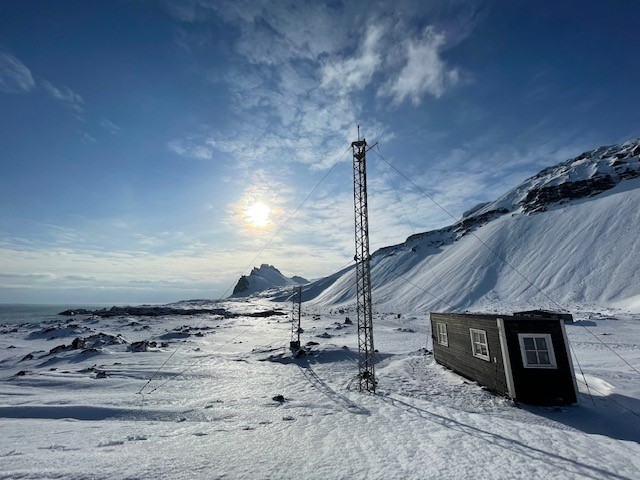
[232,264,307,297]
[304,139,640,313]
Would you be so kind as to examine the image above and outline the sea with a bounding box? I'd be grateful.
[0,304,126,325]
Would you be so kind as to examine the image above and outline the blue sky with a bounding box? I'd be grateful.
[1,0,639,304]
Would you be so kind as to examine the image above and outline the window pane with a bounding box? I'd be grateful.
[526,351,538,364]
[523,337,535,350]
[535,337,547,350]
[538,351,550,364]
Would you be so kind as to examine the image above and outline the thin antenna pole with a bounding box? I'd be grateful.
[290,286,302,350]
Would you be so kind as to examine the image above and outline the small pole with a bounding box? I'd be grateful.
[290,286,302,350]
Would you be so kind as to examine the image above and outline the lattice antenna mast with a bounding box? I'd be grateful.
[290,286,302,350]
[352,126,376,392]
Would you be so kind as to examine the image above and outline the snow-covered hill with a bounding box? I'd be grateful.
[232,264,307,297]
[304,139,640,313]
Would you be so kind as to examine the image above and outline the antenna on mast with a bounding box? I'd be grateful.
[351,126,376,392]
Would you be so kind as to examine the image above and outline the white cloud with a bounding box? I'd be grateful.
[41,80,85,113]
[100,118,121,134]
[0,51,35,93]
[380,26,460,105]
[168,136,215,159]
[79,131,97,143]
[320,24,385,95]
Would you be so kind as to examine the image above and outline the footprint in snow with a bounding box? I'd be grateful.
[97,441,125,448]
[1,450,23,457]
[39,445,80,452]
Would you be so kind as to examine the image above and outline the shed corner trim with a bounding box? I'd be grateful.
[497,317,516,399]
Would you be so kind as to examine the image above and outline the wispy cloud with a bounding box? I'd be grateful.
[41,80,85,113]
[100,118,121,134]
[379,26,460,105]
[79,131,97,143]
[320,24,384,95]
[0,50,35,93]
[167,1,476,177]
[168,135,215,160]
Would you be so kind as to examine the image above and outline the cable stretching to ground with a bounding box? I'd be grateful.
[371,147,640,377]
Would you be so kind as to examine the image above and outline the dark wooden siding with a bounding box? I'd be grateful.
[430,313,508,396]
[504,318,576,405]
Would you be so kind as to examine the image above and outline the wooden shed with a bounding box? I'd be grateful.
[430,312,578,405]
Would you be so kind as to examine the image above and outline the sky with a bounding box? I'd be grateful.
[1,0,640,305]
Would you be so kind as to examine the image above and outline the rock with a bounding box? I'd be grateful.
[15,370,29,376]
[95,371,108,379]
[48,344,68,355]
[71,337,86,349]
[344,317,352,324]
[129,341,150,352]
[20,353,34,362]
[272,394,285,403]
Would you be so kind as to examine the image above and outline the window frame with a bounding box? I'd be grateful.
[469,328,490,361]
[518,333,557,369]
[436,322,448,347]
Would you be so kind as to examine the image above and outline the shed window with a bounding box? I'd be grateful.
[436,322,448,346]
[470,328,490,361]
[518,334,557,369]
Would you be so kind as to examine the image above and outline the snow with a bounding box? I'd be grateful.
[1,301,639,479]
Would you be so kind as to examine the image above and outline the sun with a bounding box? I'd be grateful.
[246,202,271,228]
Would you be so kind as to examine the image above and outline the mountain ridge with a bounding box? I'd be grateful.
[302,138,640,313]
[231,264,308,297]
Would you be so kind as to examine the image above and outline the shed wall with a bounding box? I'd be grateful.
[430,313,508,396]
[503,318,577,404]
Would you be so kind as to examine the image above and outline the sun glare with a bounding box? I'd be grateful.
[246,202,271,228]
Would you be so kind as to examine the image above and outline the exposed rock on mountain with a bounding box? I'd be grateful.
[232,264,308,297]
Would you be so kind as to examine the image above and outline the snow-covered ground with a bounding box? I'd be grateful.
[1,299,638,479]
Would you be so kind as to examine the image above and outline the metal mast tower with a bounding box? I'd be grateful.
[290,286,302,350]
[352,128,376,392]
